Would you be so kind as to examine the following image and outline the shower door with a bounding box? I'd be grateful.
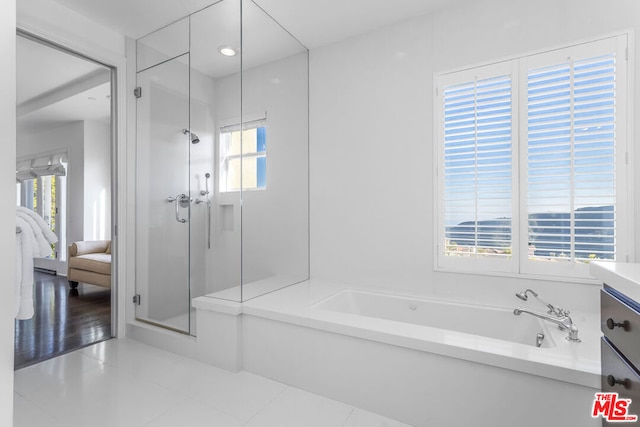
[135,53,192,333]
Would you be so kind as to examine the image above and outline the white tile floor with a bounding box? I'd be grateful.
[13,338,413,427]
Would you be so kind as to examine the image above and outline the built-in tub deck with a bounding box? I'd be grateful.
[197,280,600,388]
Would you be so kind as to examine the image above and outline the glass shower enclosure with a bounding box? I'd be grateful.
[134,0,309,335]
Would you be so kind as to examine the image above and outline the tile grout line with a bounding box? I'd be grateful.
[241,384,290,426]
[341,407,356,427]
[13,391,66,426]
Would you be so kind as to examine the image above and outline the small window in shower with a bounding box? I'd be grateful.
[219,118,266,192]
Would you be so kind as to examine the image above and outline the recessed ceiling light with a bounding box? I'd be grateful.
[218,45,237,57]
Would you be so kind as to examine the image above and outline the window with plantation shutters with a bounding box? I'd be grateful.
[442,75,513,260]
[436,35,629,280]
[526,54,616,266]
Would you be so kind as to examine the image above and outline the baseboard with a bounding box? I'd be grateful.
[34,267,57,275]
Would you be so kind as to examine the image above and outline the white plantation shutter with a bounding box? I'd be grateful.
[526,54,616,264]
[443,76,513,256]
[436,35,628,279]
[437,61,516,272]
[521,35,627,278]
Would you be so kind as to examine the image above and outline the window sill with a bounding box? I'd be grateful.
[433,265,602,286]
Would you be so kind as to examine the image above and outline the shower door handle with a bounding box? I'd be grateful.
[167,194,190,223]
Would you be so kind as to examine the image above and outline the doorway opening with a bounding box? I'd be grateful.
[15,31,116,369]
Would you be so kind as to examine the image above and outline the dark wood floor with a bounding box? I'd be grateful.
[14,271,112,370]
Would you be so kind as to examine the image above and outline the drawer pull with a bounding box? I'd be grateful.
[606,318,630,331]
[607,375,631,388]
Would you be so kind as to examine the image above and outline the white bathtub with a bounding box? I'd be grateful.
[194,282,601,427]
[313,289,554,348]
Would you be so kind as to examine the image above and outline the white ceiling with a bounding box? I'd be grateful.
[248,0,455,48]
[17,83,111,135]
[51,0,456,48]
[18,0,457,134]
[137,0,307,79]
[16,36,104,104]
[17,35,112,136]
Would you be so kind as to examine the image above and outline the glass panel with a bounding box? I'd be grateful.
[240,0,309,301]
[190,0,242,303]
[137,17,189,72]
[136,0,309,316]
[135,53,191,333]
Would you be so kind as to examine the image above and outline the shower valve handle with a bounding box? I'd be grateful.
[167,194,189,223]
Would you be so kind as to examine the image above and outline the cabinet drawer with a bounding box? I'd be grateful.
[601,289,640,367]
[601,338,640,423]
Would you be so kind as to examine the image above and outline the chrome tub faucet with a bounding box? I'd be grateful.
[513,308,581,342]
[514,289,580,342]
[515,288,568,317]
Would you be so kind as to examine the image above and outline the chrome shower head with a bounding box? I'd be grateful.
[515,289,538,301]
[181,129,200,144]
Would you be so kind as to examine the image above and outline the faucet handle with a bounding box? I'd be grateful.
[548,305,569,317]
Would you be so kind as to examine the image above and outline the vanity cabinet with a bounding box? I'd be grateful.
[601,285,640,425]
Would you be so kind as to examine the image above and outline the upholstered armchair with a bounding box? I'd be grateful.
[67,240,112,289]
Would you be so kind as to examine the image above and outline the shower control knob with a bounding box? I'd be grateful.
[177,194,191,208]
[607,375,630,388]
[606,318,630,331]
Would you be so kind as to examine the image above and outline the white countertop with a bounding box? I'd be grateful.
[590,261,640,301]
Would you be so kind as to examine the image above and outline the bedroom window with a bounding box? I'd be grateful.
[219,119,266,192]
[16,155,67,260]
[435,35,630,280]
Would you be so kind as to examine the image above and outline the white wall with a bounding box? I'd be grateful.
[17,0,124,58]
[0,1,16,424]
[309,0,640,312]
[83,121,112,240]
[310,12,433,293]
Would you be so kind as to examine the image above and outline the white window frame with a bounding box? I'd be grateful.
[434,34,632,282]
[218,116,267,193]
